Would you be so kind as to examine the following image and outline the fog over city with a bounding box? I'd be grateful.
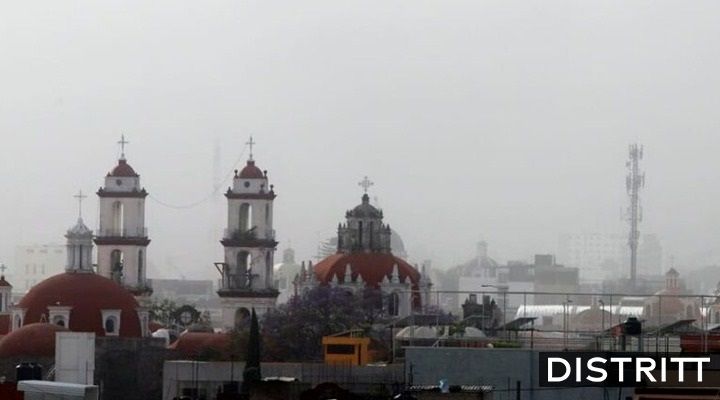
[2,1,720,280]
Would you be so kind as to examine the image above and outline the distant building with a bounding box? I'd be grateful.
[558,232,663,282]
[273,247,301,303]
[458,253,579,311]
[13,244,66,292]
[149,279,215,305]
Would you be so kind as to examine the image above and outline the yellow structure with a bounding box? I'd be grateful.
[322,332,371,366]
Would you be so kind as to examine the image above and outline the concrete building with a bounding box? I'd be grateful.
[558,232,663,283]
[13,244,66,292]
[457,254,578,311]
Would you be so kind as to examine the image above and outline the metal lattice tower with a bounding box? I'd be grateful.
[626,143,645,288]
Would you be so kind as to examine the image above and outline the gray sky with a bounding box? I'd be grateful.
[2,1,720,279]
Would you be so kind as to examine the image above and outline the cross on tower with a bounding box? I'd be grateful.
[118,134,129,160]
[73,190,87,218]
[0,264,6,277]
[358,176,374,193]
[246,136,256,160]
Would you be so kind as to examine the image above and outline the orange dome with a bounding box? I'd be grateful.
[238,160,264,179]
[108,159,138,177]
[315,253,419,286]
[0,323,68,357]
[313,253,422,307]
[18,273,142,337]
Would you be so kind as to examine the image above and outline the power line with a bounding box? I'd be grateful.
[148,147,248,210]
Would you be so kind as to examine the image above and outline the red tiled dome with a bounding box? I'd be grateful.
[313,253,422,307]
[314,253,420,288]
[0,314,10,335]
[0,323,68,358]
[18,273,142,337]
[238,160,264,179]
[108,159,138,177]
[169,332,231,358]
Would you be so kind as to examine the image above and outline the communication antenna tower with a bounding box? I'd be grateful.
[626,143,645,288]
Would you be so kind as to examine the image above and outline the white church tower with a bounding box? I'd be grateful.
[216,137,278,328]
[94,136,152,296]
[65,190,94,273]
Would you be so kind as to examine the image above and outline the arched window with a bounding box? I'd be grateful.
[14,314,22,329]
[239,203,252,232]
[111,201,124,235]
[110,250,124,284]
[105,316,117,333]
[266,252,272,287]
[368,222,374,249]
[137,250,144,285]
[234,307,250,329]
[357,221,363,248]
[388,292,400,316]
[715,311,720,324]
[236,251,250,288]
[52,316,65,327]
[265,203,270,225]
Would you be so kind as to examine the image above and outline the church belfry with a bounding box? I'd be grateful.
[94,136,152,296]
[65,190,94,273]
[216,137,278,326]
[337,177,392,253]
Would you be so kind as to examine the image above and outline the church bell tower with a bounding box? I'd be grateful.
[94,136,152,296]
[216,137,278,327]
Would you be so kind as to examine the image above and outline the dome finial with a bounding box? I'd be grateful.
[73,189,87,219]
[246,136,256,161]
[117,134,129,161]
[358,176,374,194]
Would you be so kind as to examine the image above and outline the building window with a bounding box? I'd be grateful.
[52,316,65,327]
[101,310,122,336]
[105,317,116,333]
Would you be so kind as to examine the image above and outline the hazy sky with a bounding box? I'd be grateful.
[2,1,720,280]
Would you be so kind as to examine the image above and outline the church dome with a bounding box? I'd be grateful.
[347,194,383,218]
[66,218,92,237]
[18,273,142,337]
[0,323,68,358]
[313,253,422,308]
[238,160,264,179]
[0,275,11,288]
[108,159,139,177]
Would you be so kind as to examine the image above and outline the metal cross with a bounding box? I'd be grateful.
[246,136,256,160]
[73,190,87,218]
[118,134,129,159]
[358,176,374,193]
[0,264,6,276]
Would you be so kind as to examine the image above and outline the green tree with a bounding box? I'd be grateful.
[148,298,178,327]
[241,308,261,397]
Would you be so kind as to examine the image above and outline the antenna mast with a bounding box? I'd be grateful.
[626,143,645,288]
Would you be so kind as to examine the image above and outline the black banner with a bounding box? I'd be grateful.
[538,352,720,387]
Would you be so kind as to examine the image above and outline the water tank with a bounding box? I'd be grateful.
[624,317,642,335]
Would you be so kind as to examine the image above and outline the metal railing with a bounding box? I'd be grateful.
[223,228,275,241]
[96,227,148,237]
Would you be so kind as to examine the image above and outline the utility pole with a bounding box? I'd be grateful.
[626,144,645,289]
